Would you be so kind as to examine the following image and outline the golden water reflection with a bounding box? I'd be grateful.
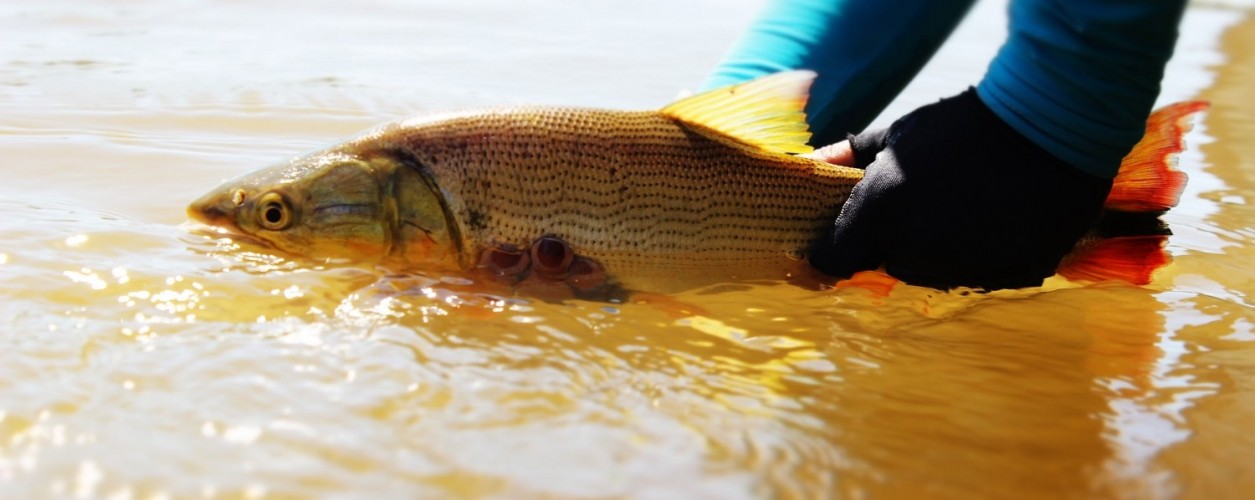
[0,197,1252,497]
[1,1,1253,498]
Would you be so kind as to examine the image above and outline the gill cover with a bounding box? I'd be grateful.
[385,156,461,268]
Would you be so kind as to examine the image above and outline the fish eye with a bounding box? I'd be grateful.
[257,192,292,230]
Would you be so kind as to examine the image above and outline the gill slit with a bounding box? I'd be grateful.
[381,171,402,259]
[393,149,466,268]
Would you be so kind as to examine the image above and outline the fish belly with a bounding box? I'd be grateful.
[382,107,862,291]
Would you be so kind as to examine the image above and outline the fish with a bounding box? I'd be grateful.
[187,71,1206,295]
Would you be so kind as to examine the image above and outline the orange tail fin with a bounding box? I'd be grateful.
[1057,101,1208,285]
[1058,235,1171,285]
[1104,101,1208,212]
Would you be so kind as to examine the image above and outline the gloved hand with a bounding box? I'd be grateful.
[807,88,1114,290]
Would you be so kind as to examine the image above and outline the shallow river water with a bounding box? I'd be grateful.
[2,0,1254,498]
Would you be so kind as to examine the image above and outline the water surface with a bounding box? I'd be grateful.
[2,0,1253,498]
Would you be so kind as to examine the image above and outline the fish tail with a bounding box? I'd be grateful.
[1057,101,1209,285]
[1104,100,1208,212]
[1057,234,1171,285]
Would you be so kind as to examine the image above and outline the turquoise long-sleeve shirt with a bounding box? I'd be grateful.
[702,0,1186,178]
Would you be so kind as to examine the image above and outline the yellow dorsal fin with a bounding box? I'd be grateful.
[660,70,816,154]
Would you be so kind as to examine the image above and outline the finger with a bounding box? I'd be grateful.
[802,140,856,166]
[808,161,899,278]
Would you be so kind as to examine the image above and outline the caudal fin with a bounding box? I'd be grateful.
[1058,235,1171,284]
[1104,101,1208,212]
[1057,101,1209,285]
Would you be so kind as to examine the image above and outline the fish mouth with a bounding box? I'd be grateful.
[187,203,229,227]
[184,200,275,251]
[186,191,239,231]
[185,191,292,255]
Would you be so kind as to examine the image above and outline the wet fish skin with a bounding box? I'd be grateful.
[187,71,864,292]
[347,106,860,290]
[187,71,1206,292]
[189,110,860,292]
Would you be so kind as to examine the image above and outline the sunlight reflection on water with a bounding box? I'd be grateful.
[1,0,1253,498]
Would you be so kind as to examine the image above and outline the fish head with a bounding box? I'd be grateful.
[188,150,460,268]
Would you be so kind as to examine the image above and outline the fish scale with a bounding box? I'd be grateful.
[343,106,862,291]
[188,71,1205,293]
[187,71,869,293]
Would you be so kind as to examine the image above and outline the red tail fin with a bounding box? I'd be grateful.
[1058,236,1171,285]
[1057,101,1208,285]
[1104,101,1208,212]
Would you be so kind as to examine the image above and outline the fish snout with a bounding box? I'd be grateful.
[187,191,239,229]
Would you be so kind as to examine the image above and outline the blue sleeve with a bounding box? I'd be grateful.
[976,0,1186,178]
[706,0,1186,179]
[701,0,978,146]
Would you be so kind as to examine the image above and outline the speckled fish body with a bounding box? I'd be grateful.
[342,106,859,291]
[188,71,862,292]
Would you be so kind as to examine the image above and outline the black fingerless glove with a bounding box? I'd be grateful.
[809,88,1113,290]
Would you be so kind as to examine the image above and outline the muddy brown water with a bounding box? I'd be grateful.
[1,0,1253,498]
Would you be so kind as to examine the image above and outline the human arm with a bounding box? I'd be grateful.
[805,0,1188,289]
[708,0,1188,288]
[702,0,977,146]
